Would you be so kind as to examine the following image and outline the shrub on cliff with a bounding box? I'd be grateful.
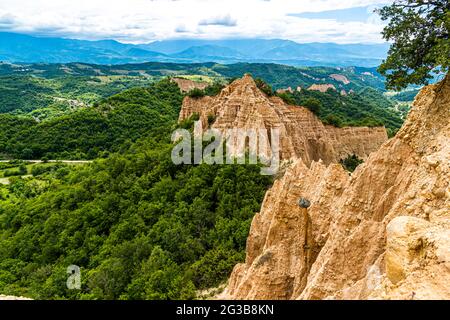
[204,82,225,96]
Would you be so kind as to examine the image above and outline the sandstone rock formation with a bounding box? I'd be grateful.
[179,75,388,166]
[171,77,209,92]
[223,75,450,300]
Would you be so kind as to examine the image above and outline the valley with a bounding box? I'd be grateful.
[0,61,407,161]
[0,69,447,302]
[0,0,448,302]
[0,62,410,299]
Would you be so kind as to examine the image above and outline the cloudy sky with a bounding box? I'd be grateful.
[0,0,393,44]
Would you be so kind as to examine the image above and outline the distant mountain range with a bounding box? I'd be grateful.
[0,32,390,67]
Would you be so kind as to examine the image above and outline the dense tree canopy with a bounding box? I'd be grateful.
[279,87,403,137]
[0,77,274,299]
[378,0,450,90]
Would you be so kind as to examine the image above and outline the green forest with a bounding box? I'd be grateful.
[0,143,272,299]
[0,63,414,299]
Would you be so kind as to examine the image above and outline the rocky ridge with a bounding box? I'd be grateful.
[222,75,449,300]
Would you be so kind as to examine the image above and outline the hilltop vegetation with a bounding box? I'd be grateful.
[0,62,409,160]
[0,121,272,300]
[0,33,389,67]
[248,77,403,136]
[0,69,412,300]
[214,63,387,91]
[291,86,403,136]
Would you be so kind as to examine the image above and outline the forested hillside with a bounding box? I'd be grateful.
[0,73,407,159]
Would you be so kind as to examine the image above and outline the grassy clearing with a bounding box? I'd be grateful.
[176,74,216,83]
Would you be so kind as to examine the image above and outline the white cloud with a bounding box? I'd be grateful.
[0,0,393,43]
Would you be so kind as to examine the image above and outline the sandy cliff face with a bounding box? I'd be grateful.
[223,75,450,300]
[179,75,388,166]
